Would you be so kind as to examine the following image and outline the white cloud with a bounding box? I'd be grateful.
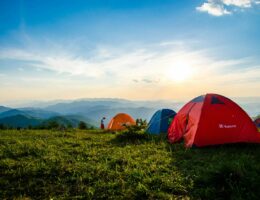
[196,1,231,16]
[0,49,103,78]
[0,41,259,100]
[223,0,253,7]
[197,0,259,16]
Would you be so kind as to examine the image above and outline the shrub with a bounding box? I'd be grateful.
[0,124,6,130]
[47,121,60,129]
[136,118,148,128]
[115,124,149,142]
[78,121,88,130]
[67,123,73,129]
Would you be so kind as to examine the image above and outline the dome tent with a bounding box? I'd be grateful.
[168,94,260,147]
[107,113,135,131]
[146,109,176,134]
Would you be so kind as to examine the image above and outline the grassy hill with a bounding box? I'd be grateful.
[0,130,260,199]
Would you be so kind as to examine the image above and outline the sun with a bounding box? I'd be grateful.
[166,61,193,82]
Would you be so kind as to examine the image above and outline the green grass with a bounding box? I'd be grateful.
[1,130,260,199]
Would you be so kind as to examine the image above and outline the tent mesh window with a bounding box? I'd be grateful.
[211,96,225,104]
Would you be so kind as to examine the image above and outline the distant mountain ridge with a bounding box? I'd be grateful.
[0,108,58,119]
[0,114,96,129]
[0,106,98,128]
[0,109,28,119]
[0,115,43,128]
[0,106,11,113]
[0,97,259,128]
[44,100,181,126]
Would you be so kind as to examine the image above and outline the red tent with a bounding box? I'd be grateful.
[168,94,260,147]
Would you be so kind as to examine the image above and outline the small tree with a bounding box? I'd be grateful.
[136,118,147,129]
[47,121,60,129]
[0,124,6,130]
[78,121,87,130]
[67,123,73,129]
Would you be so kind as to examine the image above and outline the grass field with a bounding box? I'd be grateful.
[1,130,260,199]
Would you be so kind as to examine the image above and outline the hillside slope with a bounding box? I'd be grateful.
[42,115,97,128]
[0,108,58,119]
[0,130,260,199]
[0,106,11,113]
[0,115,43,128]
[0,114,97,129]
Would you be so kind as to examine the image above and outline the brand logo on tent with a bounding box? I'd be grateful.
[219,124,237,129]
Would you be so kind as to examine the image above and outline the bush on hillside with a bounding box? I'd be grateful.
[116,127,148,142]
[136,118,148,128]
[67,123,73,129]
[0,124,6,130]
[78,121,88,130]
[115,120,149,142]
[35,121,72,130]
[46,120,60,129]
[0,124,14,130]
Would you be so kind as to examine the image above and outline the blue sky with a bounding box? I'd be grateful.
[0,0,260,103]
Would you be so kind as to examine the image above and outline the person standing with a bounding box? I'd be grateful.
[100,117,106,129]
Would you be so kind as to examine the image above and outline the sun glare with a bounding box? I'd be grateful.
[166,61,193,82]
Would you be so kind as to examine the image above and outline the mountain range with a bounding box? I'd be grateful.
[0,98,259,128]
[0,106,98,128]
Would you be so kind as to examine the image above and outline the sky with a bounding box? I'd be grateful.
[0,0,260,104]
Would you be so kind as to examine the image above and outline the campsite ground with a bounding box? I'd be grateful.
[0,130,260,199]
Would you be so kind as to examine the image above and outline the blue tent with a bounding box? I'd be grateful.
[146,109,176,134]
